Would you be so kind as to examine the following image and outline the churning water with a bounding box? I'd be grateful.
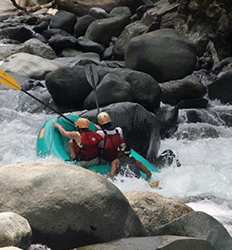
[1,89,232,235]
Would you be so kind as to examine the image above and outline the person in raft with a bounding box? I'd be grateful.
[54,118,103,168]
[96,112,152,179]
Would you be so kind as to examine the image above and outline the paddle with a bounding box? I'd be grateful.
[84,63,100,114]
[0,69,75,126]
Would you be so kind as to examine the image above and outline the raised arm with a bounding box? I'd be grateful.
[54,123,80,140]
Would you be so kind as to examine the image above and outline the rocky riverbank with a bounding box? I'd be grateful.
[1,0,232,249]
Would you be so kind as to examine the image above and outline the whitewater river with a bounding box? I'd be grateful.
[1,89,232,235]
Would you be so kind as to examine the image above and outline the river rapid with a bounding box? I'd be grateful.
[1,89,232,235]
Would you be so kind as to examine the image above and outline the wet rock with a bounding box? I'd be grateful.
[50,10,77,34]
[177,98,209,109]
[175,123,219,140]
[208,71,232,104]
[125,192,192,235]
[0,163,145,250]
[78,235,213,250]
[1,53,61,80]
[125,29,197,82]
[0,212,32,249]
[153,211,232,250]
[160,76,207,105]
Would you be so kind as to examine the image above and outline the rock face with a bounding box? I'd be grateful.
[125,29,197,82]
[0,163,145,250]
[125,192,193,235]
[55,0,138,15]
[153,211,232,250]
[78,236,213,250]
[0,212,32,249]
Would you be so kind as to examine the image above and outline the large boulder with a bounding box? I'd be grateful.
[0,163,145,249]
[153,211,232,250]
[50,10,77,34]
[142,0,232,60]
[0,39,56,60]
[23,39,56,59]
[160,76,207,105]
[45,64,160,111]
[113,21,149,59]
[0,26,33,43]
[85,102,161,161]
[125,29,197,82]
[55,0,139,15]
[125,192,193,235]
[84,68,161,111]
[85,12,130,46]
[1,53,61,80]
[0,212,32,249]
[79,236,213,250]
[208,71,232,104]
[45,65,93,109]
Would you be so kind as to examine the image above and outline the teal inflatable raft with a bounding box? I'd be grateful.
[36,114,159,179]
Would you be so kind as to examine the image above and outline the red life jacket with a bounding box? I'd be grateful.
[74,132,103,161]
[101,129,124,162]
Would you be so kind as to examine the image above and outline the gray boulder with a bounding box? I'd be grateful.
[160,76,207,105]
[208,71,232,104]
[125,192,193,235]
[85,13,130,46]
[78,235,213,250]
[23,39,56,59]
[1,53,61,80]
[0,163,145,249]
[84,68,161,111]
[55,0,137,15]
[113,21,149,59]
[0,212,32,249]
[50,10,77,34]
[153,211,232,250]
[85,102,161,161]
[125,29,197,82]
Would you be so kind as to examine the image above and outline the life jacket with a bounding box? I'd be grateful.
[101,128,124,162]
[73,132,103,161]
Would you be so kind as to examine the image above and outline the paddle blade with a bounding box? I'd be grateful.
[84,63,99,89]
[0,70,21,91]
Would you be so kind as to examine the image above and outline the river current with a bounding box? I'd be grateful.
[1,89,232,235]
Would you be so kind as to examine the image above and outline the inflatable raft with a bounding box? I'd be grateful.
[36,114,159,179]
